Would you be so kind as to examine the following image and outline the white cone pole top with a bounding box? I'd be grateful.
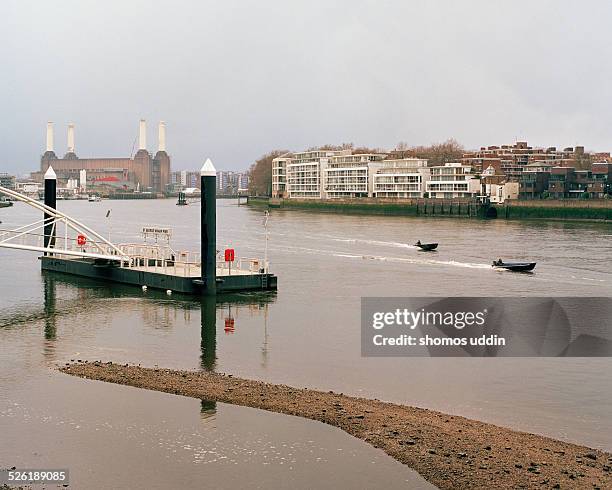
[200,158,216,177]
[44,166,57,180]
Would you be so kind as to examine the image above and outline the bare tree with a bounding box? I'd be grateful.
[247,150,287,196]
[307,143,353,151]
[388,138,464,164]
[352,146,387,155]
[304,143,385,154]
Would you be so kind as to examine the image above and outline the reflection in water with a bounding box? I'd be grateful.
[261,303,269,368]
[200,296,217,371]
[204,294,278,370]
[0,272,94,329]
[142,301,174,329]
[200,399,217,420]
[34,270,278,374]
[43,274,57,340]
[223,305,235,335]
[43,274,57,360]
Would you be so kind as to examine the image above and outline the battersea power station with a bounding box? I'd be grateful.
[38,120,170,194]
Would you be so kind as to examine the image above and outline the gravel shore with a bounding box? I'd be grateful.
[61,361,611,489]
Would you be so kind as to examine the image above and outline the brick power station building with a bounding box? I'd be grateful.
[37,120,170,194]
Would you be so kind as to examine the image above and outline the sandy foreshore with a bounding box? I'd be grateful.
[61,361,611,489]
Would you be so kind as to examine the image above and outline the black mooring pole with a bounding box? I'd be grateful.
[43,166,57,255]
[200,158,217,295]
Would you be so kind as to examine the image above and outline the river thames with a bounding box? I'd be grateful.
[1,199,611,488]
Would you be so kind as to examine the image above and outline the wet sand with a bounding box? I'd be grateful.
[61,362,611,489]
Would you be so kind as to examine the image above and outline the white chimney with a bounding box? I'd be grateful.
[158,121,166,152]
[67,123,75,153]
[139,119,147,150]
[46,122,54,152]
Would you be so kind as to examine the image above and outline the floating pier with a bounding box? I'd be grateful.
[0,160,277,295]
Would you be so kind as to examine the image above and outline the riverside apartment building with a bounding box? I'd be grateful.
[283,149,351,199]
[325,153,387,198]
[370,158,430,198]
[426,162,481,199]
[273,150,437,200]
[271,141,605,202]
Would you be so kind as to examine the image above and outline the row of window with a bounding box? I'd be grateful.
[427,184,470,191]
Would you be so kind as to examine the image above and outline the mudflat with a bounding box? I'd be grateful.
[61,361,612,489]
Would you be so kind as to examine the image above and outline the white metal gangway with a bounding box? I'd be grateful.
[0,185,130,263]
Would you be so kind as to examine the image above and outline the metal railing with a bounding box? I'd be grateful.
[216,257,268,274]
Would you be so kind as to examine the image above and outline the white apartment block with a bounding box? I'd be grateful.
[370,158,430,198]
[272,155,290,198]
[426,162,481,199]
[273,150,442,200]
[272,150,491,201]
[283,149,350,199]
[324,153,386,199]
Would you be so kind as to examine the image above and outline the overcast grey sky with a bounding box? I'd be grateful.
[1,0,611,173]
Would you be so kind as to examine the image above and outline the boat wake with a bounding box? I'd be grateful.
[323,235,416,249]
[245,242,490,271]
[232,241,610,286]
[333,252,490,270]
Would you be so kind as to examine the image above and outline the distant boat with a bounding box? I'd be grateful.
[88,195,101,202]
[492,260,536,272]
[415,241,438,251]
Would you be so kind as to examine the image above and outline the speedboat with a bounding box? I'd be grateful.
[415,242,438,251]
[492,260,536,272]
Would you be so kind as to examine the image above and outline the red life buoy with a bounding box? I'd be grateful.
[77,234,87,246]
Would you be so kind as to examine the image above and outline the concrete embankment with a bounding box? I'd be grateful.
[249,197,490,218]
[61,362,612,490]
[248,196,612,221]
[502,199,612,220]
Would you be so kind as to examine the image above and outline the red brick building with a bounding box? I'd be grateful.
[462,142,589,182]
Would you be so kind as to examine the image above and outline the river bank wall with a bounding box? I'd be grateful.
[501,199,612,220]
[247,197,612,221]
